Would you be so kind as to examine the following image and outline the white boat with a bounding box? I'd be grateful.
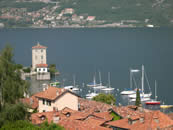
[86,92,99,99]
[121,90,136,95]
[128,65,152,99]
[102,72,115,91]
[130,97,151,102]
[120,69,138,95]
[87,75,100,87]
[71,75,79,91]
[93,71,107,89]
[64,85,74,90]
[128,93,152,99]
[64,75,79,91]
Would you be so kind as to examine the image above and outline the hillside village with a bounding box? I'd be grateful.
[21,85,173,130]
[1,0,173,28]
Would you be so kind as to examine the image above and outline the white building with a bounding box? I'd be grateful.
[36,64,48,73]
[32,43,47,70]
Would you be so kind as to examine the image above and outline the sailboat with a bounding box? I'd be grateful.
[128,65,152,99]
[64,75,79,91]
[102,72,115,91]
[87,75,100,87]
[86,91,99,99]
[120,68,138,95]
[146,80,161,105]
[71,75,79,91]
[93,71,107,89]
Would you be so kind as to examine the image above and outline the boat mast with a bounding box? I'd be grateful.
[99,71,102,86]
[130,68,132,89]
[108,72,111,88]
[73,75,76,87]
[155,80,157,101]
[141,65,144,96]
[93,75,96,86]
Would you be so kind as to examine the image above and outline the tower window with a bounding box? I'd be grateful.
[41,56,43,59]
[41,49,43,52]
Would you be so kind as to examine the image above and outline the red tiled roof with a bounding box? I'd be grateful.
[106,111,173,130]
[31,108,111,130]
[168,113,173,120]
[94,112,113,121]
[111,106,148,118]
[34,87,67,100]
[36,64,48,68]
[21,95,38,109]
[32,43,47,49]
[78,98,114,113]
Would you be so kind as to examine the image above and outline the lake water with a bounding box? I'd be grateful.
[0,28,173,112]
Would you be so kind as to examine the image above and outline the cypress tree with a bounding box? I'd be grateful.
[135,88,141,106]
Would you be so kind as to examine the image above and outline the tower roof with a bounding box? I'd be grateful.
[32,42,47,49]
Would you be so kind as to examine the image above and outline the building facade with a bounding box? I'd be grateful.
[35,87,79,112]
[32,43,47,70]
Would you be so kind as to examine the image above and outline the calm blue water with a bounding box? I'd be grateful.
[0,28,173,112]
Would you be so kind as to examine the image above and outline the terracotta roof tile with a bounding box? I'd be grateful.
[34,87,67,100]
[21,95,38,109]
[106,110,173,130]
[32,43,47,49]
[78,98,114,113]
[31,108,111,130]
[36,64,48,68]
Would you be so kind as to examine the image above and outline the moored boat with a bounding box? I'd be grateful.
[121,69,139,95]
[160,105,173,109]
[145,80,160,105]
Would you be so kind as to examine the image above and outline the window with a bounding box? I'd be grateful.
[35,56,37,60]
[35,49,37,52]
[48,101,51,106]
[41,56,43,59]
[43,110,45,112]
[41,49,43,52]
[46,100,51,106]
[39,68,41,71]
[43,69,45,72]
[43,99,45,105]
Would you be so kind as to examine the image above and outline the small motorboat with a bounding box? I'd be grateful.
[146,100,160,105]
[160,105,173,109]
[50,81,60,87]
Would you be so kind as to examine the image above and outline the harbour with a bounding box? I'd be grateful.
[0,28,173,113]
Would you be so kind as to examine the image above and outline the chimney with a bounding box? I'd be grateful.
[30,98,33,105]
[56,90,59,96]
[53,116,60,123]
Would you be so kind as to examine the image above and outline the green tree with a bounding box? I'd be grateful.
[23,67,31,73]
[0,45,29,105]
[135,88,141,106]
[1,120,64,130]
[92,93,116,105]
[49,64,58,77]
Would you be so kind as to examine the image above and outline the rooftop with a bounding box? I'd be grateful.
[36,64,48,68]
[31,107,111,130]
[32,43,47,49]
[35,86,78,101]
[106,110,173,130]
